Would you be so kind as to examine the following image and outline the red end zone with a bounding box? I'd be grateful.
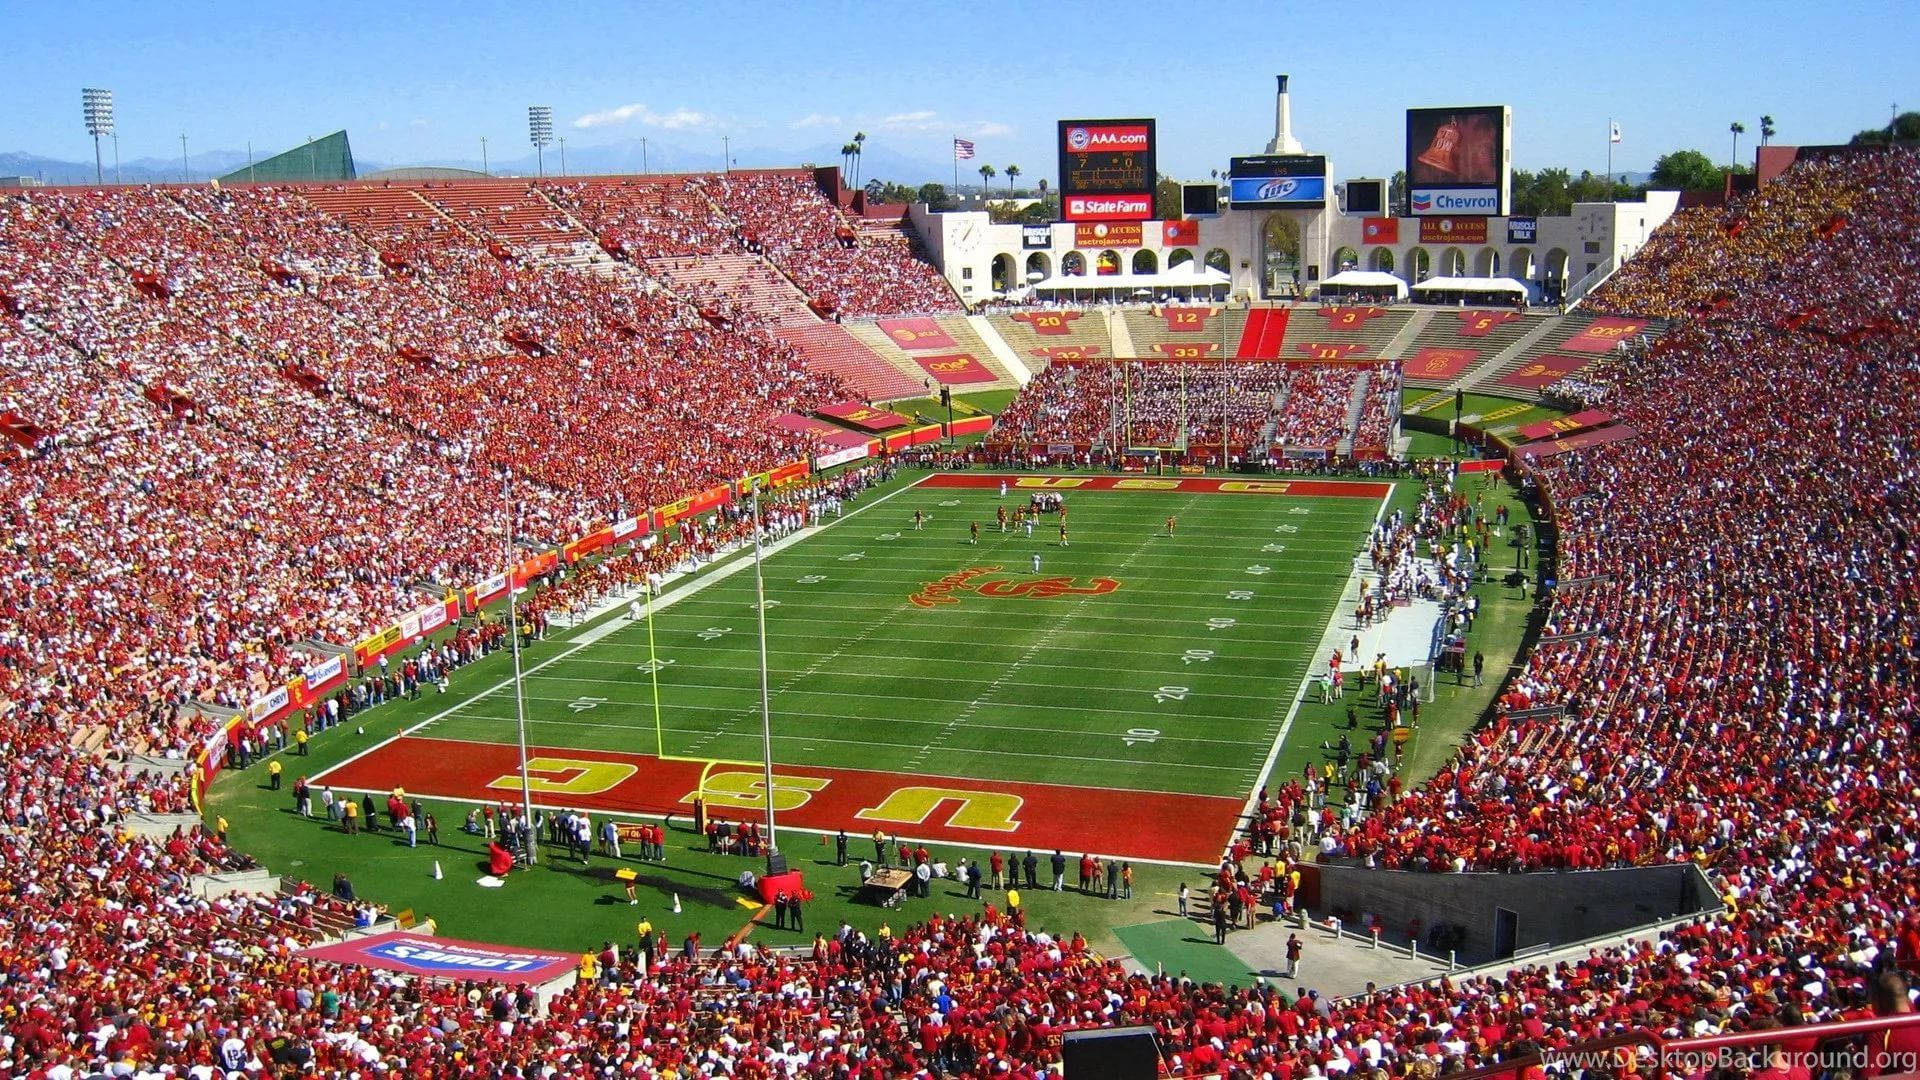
[920,474,1391,498]
[315,736,1239,865]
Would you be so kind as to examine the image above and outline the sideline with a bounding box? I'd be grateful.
[1226,485,1396,862]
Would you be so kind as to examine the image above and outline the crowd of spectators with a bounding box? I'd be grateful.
[697,173,959,317]
[991,360,1398,457]
[542,178,740,260]
[1272,364,1364,450]
[2,152,1919,1076]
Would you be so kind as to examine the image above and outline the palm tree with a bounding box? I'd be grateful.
[1730,121,1747,167]
[1760,115,1776,146]
[1006,164,1020,196]
[852,131,866,188]
[840,142,857,181]
[978,163,996,198]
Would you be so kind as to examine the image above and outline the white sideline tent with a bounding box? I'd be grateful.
[1410,275,1529,300]
[1018,263,1230,302]
[1317,270,1409,301]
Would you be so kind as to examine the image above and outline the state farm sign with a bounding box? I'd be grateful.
[1064,194,1152,222]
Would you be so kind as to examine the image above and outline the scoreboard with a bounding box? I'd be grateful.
[1058,118,1157,222]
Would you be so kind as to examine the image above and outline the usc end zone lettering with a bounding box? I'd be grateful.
[488,757,637,796]
[856,787,1024,832]
[686,771,832,812]
[1217,480,1292,493]
[1113,478,1180,490]
[1013,477,1091,488]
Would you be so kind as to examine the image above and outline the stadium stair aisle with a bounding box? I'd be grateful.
[1376,308,1433,360]
[1105,308,1136,357]
[966,312,1031,385]
[1338,369,1371,455]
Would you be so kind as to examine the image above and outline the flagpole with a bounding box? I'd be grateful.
[1607,118,1614,195]
[952,135,959,199]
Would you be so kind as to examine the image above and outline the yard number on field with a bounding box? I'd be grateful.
[1262,543,1288,554]
[797,575,828,584]
[1274,524,1300,534]
[567,696,608,713]
[1245,565,1272,576]
[1154,685,1190,703]
[1122,727,1161,746]
[637,658,675,673]
[1206,617,1237,631]
[877,532,901,541]
[1226,590,1255,601]
[697,626,733,641]
[1289,507,1311,515]
[1181,649,1215,665]
[839,551,866,562]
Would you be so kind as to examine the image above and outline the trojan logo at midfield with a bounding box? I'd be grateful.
[908,565,1121,609]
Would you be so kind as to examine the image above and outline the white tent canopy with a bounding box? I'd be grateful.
[1410,275,1528,297]
[1317,270,1409,300]
[1023,263,1230,297]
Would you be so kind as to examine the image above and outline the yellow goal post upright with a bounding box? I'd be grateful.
[639,477,784,862]
[640,558,765,831]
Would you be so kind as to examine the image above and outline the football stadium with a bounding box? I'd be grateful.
[6,4,1920,1076]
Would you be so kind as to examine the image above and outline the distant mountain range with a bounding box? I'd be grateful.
[0,136,964,188]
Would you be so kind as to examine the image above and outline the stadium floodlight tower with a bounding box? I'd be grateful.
[82,88,115,185]
[528,105,554,178]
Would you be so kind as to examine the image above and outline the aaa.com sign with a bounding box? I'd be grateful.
[1062,122,1152,154]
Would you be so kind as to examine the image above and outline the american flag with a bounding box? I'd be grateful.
[953,138,976,160]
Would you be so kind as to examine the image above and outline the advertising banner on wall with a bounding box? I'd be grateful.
[1021,224,1053,249]
[1361,217,1400,245]
[1074,222,1143,248]
[1227,154,1329,208]
[1161,220,1198,246]
[1406,105,1511,216]
[1507,216,1539,244]
[1063,193,1153,222]
[1419,217,1489,245]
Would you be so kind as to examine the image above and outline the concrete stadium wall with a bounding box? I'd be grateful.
[1315,861,1720,964]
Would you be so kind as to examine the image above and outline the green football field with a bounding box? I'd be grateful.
[317,473,1392,864]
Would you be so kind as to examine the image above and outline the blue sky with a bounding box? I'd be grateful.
[10,0,1916,180]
